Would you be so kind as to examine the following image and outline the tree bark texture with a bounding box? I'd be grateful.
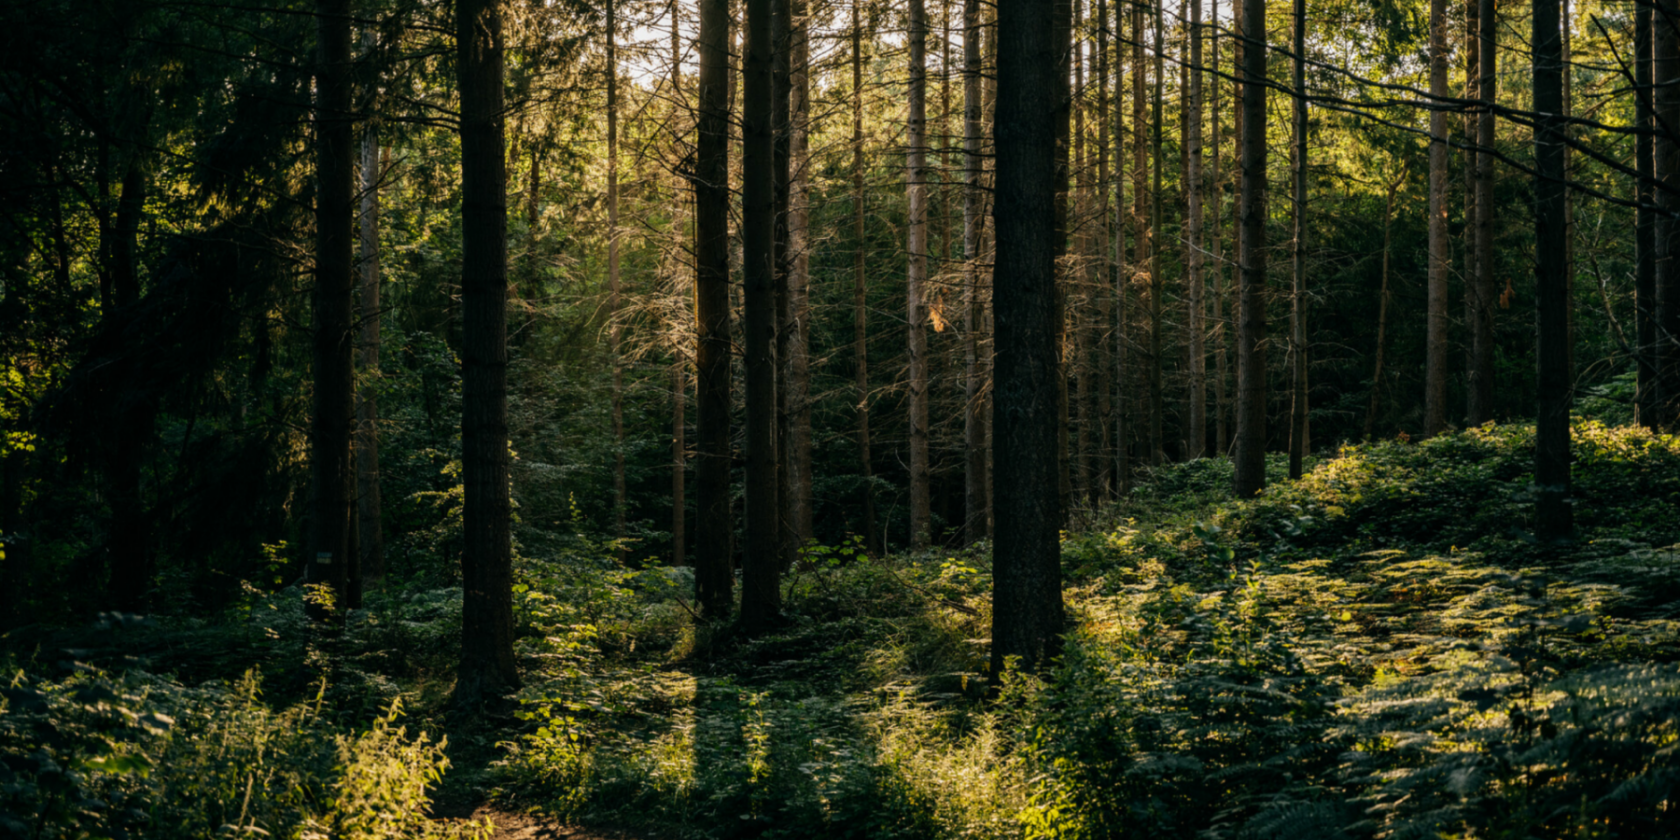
[741,0,782,630]
[851,0,879,554]
[1287,0,1306,480]
[991,0,1066,678]
[1149,0,1164,466]
[1424,0,1449,437]
[695,0,735,617]
[1468,0,1496,425]
[1532,0,1572,537]
[1187,0,1206,460]
[1232,0,1268,497]
[1637,0,1657,428]
[963,0,990,545]
[782,0,812,562]
[455,0,520,702]
[908,0,932,548]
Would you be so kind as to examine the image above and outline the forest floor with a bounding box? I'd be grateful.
[5,421,1680,840]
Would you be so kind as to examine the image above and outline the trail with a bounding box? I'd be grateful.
[470,806,648,840]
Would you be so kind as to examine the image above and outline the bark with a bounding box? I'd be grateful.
[1366,176,1401,439]
[908,0,932,547]
[1211,0,1229,455]
[310,0,355,620]
[455,0,520,702]
[1074,4,1092,504]
[1287,0,1306,480]
[741,0,782,631]
[963,0,989,544]
[1053,0,1072,516]
[1657,0,1680,425]
[356,121,385,584]
[782,0,812,562]
[992,0,1066,677]
[851,0,879,554]
[1424,0,1448,437]
[1130,0,1147,474]
[1532,0,1572,537]
[1638,0,1656,428]
[1148,0,1164,466]
[1232,0,1267,497]
[1468,0,1497,424]
[695,0,734,617]
[1096,0,1113,497]
[1187,0,1205,460]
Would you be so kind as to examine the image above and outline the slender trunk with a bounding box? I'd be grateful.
[455,0,520,701]
[1074,2,1092,505]
[1211,0,1229,454]
[356,121,385,585]
[1187,0,1205,460]
[1638,0,1657,427]
[1287,0,1306,479]
[1469,0,1497,424]
[773,0,792,567]
[695,0,734,617]
[1462,0,1479,423]
[671,0,687,570]
[783,0,812,564]
[992,0,1066,676]
[1053,0,1072,515]
[741,0,782,630]
[1424,0,1448,436]
[1096,0,1112,497]
[1113,2,1128,491]
[1656,0,1680,425]
[1131,0,1147,474]
[1232,0,1267,497]
[963,0,989,544]
[1148,0,1164,465]
[310,0,355,620]
[1532,0,1572,536]
[1366,177,1400,439]
[608,2,626,557]
[908,0,932,547]
[851,0,879,554]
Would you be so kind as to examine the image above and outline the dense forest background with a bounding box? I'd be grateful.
[4,0,1680,835]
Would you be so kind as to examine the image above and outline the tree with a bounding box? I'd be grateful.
[992,0,1066,678]
[1638,0,1657,428]
[1424,0,1448,437]
[907,0,932,548]
[781,0,813,564]
[695,0,735,618]
[309,0,355,619]
[1466,0,1496,425]
[851,0,880,555]
[740,0,781,631]
[962,0,989,545]
[1187,0,1205,460]
[1657,0,1680,426]
[1287,0,1307,480]
[1148,0,1164,466]
[607,0,626,556]
[1532,0,1571,538]
[455,0,520,703]
[355,110,384,586]
[1232,0,1267,497]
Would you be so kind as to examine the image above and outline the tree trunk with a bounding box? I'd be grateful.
[671,7,687,570]
[1532,0,1572,537]
[455,0,520,702]
[1053,0,1073,516]
[782,0,812,563]
[908,0,932,548]
[1096,0,1113,498]
[1211,0,1229,455]
[1074,2,1092,504]
[992,0,1066,677]
[1656,0,1680,426]
[1638,0,1657,428]
[1232,0,1268,497]
[1148,0,1164,466]
[1,448,28,626]
[1468,0,1496,424]
[963,0,989,545]
[851,0,879,554]
[356,120,385,586]
[1287,0,1306,479]
[310,0,355,620]
[1187,0,1205,460]
[695,0,735,617]
[104,154,153,613]
[608,1,626,558]
[1130,0,1147,476]
[1424,0,1449,437]
[741,0,782,631]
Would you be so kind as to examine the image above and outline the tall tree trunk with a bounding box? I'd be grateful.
[607,0,626,558]
[741,0,782,630]
[773,0,792,566]
[1468,0,1496,424]
[1074,2,1092,504]
[1638,0,1656,428]
[1096,0,1113,497]
[1232,0,1267,497]
[695,0,734,617]
[1187,0,1205,460]
[310,0,355,620]
[1656,0,1680,425]
[1211,0,1229,454]
[356,120,385,585]
[992,0,1066,677]
[455,0,520,701]
[1366,176,1400,439]
[1462,0,1479,424]
[782,0,812,563]
[1287,0,1306,479]
[1148,0,1164,465]
[670,0,687,570]
[1053,0,1073,515]
[1424,0,1449,436]
[1532,0,1572,537]
[851,0,879,554]
[1113,1,1129,492]
[104,153,153,612]
[963,0,989,544]
[1130,0,1147,475]
[908,0,932,548]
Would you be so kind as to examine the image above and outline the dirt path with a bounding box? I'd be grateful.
[467,806,648,840]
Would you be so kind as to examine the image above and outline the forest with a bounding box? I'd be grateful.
[4,0,1680,834]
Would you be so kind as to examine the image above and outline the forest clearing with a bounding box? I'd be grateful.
[4,0,1680,835]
